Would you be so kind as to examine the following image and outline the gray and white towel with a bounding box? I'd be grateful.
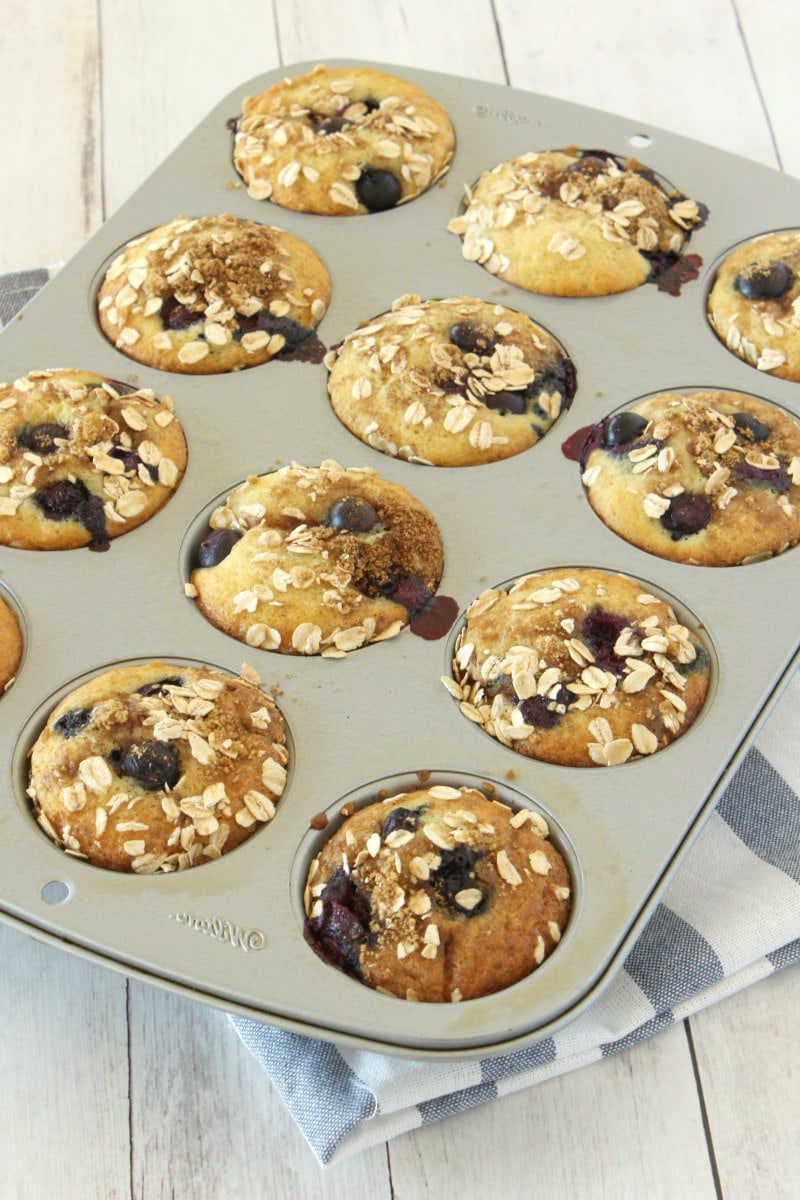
[3,268,798,1166]
[234,667,800,1162]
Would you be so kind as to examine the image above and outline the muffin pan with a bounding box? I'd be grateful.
[1,61,800,1058]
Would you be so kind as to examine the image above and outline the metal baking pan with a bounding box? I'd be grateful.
[1,60,799,1058]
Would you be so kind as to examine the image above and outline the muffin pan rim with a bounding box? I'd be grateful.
[0,59,799,1057]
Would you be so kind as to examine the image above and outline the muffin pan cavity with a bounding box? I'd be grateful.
[705,227,800,382]
[1,61,800,1058]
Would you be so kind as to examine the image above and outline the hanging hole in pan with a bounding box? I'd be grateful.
[41,880,71,905]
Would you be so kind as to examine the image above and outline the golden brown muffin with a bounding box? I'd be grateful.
[581,390,800,565]
[232,64,455,215]
[0,369,186,550]
[27,660,288,873]
[304,784,571,1002]
[448,148,705,296]
[0,592,22,694]
[446,567,710,766]
[326,294,576,466]
[97,214,330,373]
[706,230,800,380]
[188,460,444,656]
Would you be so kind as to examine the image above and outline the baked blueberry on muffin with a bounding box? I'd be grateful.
[448,148,706,296]
[27,661,288,873]
[706,230,800,380]
[97,214,331,373]
[304,784,571,1001]
[0,369,186,550]
[231,64,455,215]
[188,460,444,655]
[581,390,800,565]
[0,592,22,694]
[446,567,710,766]
[326,294,576,466]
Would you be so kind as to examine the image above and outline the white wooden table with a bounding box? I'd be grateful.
[1,3,798,1195]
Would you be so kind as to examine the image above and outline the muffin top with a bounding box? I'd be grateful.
[707,229,800,380]
[232,64,455,215]
[326,294,575,466]
[188,460,444,655]
[581,390,800,565]
[97,213,331,374]
[28,660,288,873]
[304,784,571,1002]
[0,368,186,549]
[0,593,22,694]
[448,148,705,296]
[447,567,711,766]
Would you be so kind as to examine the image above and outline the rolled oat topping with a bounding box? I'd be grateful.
[446,568,710,766]
[27,662,288,873]
[448,148,706,297]
[0,369,186,549]
[304,785,571,1002]
[231,65,455,216]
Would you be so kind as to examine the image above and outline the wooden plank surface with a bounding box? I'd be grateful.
[1,1,799,1195]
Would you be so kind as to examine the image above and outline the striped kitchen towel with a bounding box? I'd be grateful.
[232,647,800,1164]
[0,267,60,328]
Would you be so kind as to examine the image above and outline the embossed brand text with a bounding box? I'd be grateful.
[171,911,267,952]
[474,103,540,126]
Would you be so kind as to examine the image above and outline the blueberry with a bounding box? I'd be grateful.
[731,458,791,492]
[431,846,487,917]
[136,676,184,697]
[54,706,93,738]
[448,321,496,357]
[355,167,401,212]
[388,574,430,615]
[312,113,350,134]
[108,445,149,476]
[196,528,243,568]
[161,297,200,330]
[323,496,379,533]
[117,741,181,792]
[234,311,311,354]
[483,390,527,415]
[660,493,711,538]
[580,608,632,673]
[733,412,770,443]
[518,688,572,728]
[17,423,69,454]
[602,411,649,447]
[31,479,108,546]
[536,359,578,405]
[33,478,88,519]
[734,260,793,301]
[379,806,422,839]
[304,867,372,977]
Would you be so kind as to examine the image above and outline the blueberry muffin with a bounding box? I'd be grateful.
[231,64,455,215]
[447,567,710,766]
[706,230,800,380]
[448,148,706,297]
[326,294,576,465]
[27,660,288,873]
[0,592,22,694]
[97,214,331,373]
[304,784,571,1002]
[188,460,444,656]
[0,369,186,550]
[581,390,800,565]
